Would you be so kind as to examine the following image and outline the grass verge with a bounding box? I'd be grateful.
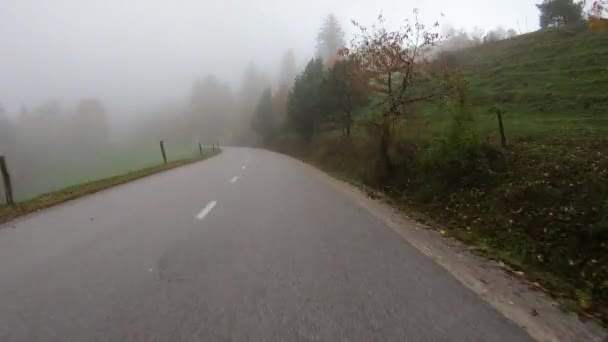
[275,133,608,326]
[0,150,221,226]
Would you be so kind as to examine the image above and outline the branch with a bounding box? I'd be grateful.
[403,92,444,104]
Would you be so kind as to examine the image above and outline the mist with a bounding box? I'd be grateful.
[0,0,538,200]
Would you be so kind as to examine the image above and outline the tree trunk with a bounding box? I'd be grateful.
[377,120,392,182]
[345,110,351,138]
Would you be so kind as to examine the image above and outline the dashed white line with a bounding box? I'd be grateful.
[230,176,239,183]
[195,201,217,220]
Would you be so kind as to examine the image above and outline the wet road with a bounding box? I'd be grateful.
[0,148,532,341]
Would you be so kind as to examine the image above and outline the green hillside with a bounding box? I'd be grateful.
[452,24,608,113]
[428,24,608,141]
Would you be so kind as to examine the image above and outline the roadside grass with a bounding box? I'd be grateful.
[9,142,210,201]
[0,149,221,226]
[286,131,608,324]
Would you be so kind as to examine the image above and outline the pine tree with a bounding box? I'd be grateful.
[316,14,346,64]
[251,89,275,144]
[287,59,325,142]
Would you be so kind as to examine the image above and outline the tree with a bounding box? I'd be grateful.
[287,58,325,142]
[440,27,474,51]
[75,98,109,143]
[278,49,298,88]
[251,89,275,144]
[536,0,584,28]
[484,26,507,42]
[470,26,485,45]
[190,75,233,142]
[348,11,446,179]
[274,50,298,127]
[321,58,369,137]
[0,104,12,155]
[316,14,346,64]
[234,62,270,144]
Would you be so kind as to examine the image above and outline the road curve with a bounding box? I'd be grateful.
[0,147,532,341]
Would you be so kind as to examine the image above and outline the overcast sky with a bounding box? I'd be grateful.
[0,0,539,115]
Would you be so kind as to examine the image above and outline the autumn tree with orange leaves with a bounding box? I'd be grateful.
[347,10,447,179]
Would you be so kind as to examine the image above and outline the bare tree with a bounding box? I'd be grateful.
[348,11,446,179]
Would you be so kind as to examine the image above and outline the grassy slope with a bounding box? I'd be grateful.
[11,142,207,201]
[0,150,221,225]
[428,24,608,140]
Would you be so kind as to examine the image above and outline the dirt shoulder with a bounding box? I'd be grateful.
[304,161,607,342]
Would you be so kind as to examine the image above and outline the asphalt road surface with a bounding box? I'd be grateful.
[0,148,532,341]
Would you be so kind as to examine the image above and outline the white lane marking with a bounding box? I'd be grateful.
[230,176,239,183]
[195,201,217,220]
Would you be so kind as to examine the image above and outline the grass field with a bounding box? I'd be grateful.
[0,148,221,225]
[3,141,215,201]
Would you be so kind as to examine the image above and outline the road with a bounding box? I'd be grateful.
[0,148,532,341]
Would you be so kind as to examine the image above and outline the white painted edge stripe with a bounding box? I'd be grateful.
[230,176,239,183]
[196,201,217,220]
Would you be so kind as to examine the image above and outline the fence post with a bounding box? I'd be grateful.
[160,141,167,164]
[496,109,507,148]
[198,142,203,157]
[0,156,15,206]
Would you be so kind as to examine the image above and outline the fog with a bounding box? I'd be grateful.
[1,0,537,114]
[0,0,538,200]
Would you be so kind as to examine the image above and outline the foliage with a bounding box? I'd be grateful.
[235,62,271,145]
[275,12,608,322]
[273,50,298,128]
[316,14,346,64]
[287,58,325,142]
[320,58,370,137]
[0,104,12,155]
[278,49,298,87]
[74,98,109,144]
[536,0,584,28]
[251,89,276,144]
[348,11,446,179]
[190,75,234,141]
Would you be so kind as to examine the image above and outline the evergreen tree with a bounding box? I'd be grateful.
[251,89,275,144]
[321,59,369,137]
[287,59,325,142]
[316,14,346,64]
[278,49,298,88]
[274,50,298,127]
[536,0,584,28]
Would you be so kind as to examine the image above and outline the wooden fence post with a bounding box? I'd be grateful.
[160,141,167,164]
[198,142,203,157]
[0,156,15,206]
[496,109,507,148]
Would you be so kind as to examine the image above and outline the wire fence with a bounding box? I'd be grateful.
[0,139,219,206]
